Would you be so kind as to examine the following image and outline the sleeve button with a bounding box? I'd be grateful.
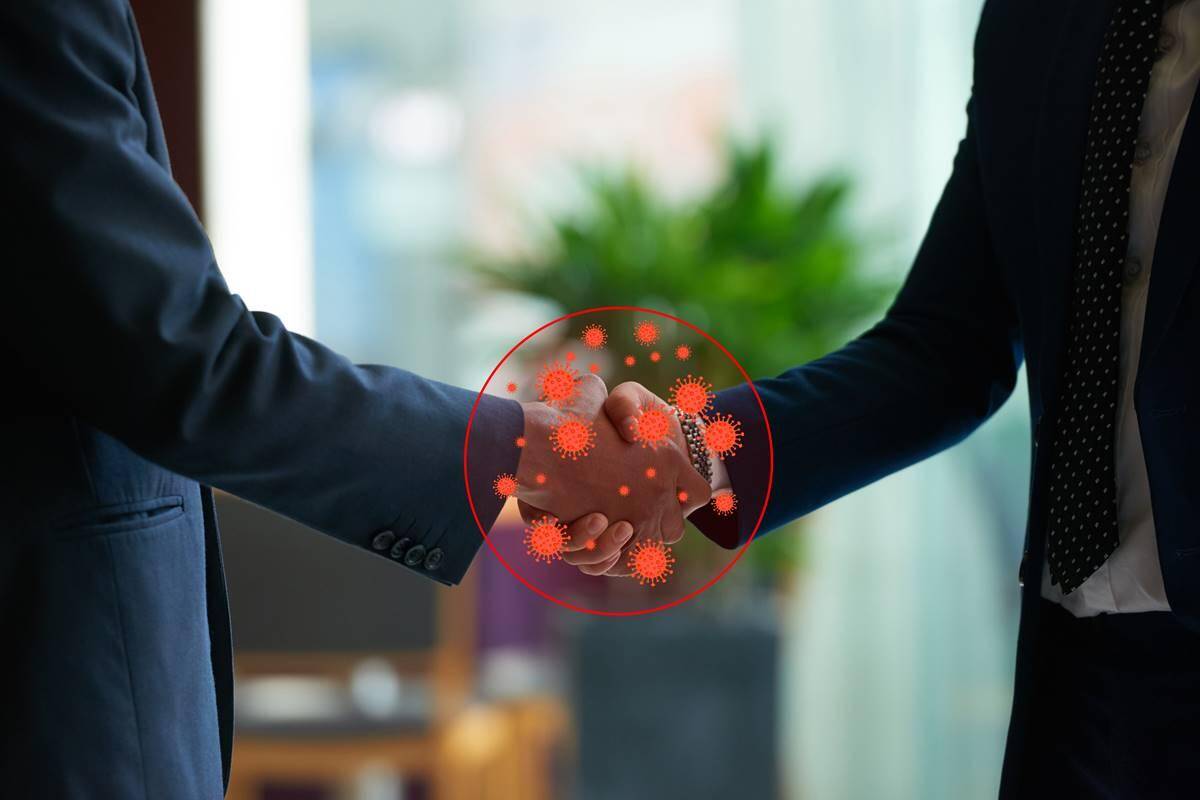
[371,530,396,552]
[403,544,427,568]
[389,537,413,560]
[423,548,444,571]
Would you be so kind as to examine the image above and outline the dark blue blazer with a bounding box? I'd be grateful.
[693,0,1200,795]
[0,1,520,797]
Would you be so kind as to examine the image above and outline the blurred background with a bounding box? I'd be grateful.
[135,0,1031,797]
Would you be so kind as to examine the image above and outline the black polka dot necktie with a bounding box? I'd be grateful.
[1046,0,1164,594]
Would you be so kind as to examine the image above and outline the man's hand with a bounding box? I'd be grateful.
[516,375,710,574]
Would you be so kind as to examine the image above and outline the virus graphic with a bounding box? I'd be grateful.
[550,414,597,460]
[535,473,548,485]
[581,324,608,350]
[588,362,601,373]
[677,490,689,504]
[537,360,580,408]
[565,351,576,362]
[674,344,692,361]
[618,484,630,497]
[515,436,527,448]
[525,516,568,563]
[704,413,744,460]
[649,351,662,363]
[711,491,738,516]
[585,539,597,551]
[645,467,657,479]
[506,381,518,393]
[624,355,636,367]
[493,473,518,498]
[633,403,673,448]
[633,320,661,347]
[669,374,714,417]
[628,540,675,586]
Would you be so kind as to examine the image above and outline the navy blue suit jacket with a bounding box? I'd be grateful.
[690,1,1200,795]
[0,1,521,796]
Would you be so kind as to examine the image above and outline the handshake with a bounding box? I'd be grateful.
[512,375,714,577]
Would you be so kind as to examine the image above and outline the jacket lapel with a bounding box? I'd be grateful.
[1140,79,1200,367]
[1032,0,1112,410]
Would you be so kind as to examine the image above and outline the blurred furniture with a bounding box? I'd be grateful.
[217,494,567,799]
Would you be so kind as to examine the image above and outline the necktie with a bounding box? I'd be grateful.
[1046,0,1163,595]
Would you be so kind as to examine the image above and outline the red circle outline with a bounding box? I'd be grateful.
[462,305,775,616]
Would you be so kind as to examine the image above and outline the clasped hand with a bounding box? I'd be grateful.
[517,375,711,576]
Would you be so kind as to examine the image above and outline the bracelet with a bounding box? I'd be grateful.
[678,414,712,484]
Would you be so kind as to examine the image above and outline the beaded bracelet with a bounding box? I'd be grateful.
[678,414,712,484]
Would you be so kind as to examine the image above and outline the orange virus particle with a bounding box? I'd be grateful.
[588,362,601,374]
[618,484,631,497]
[565,351,576,362]
[624,355,636,367]
[677,490,689,504]
[506,381,518,393]
[524,516,568,563]
[674,344,692,361]
[711,491,738,516]
[581,324,608,350]
[669,374,714,417]
[515,436,527,448]
[628,540,675,586]
[649,350,662,363]
[633,403,673,448]
[645,467,657,479]
[535,473,548,485]
[704,413,744,459]
[550,414,596,460]
[493,473,518,498]
[633,320,660,347]
[585,539,597,551]
[536,360,579,408]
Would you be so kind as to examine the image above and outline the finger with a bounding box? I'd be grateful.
[677,455,714,515]
[562,513,609,553]
[579,551,623,576]
[603,549,633,577]
[572,372,608,411]
[604,381,652,443]
[565,520,634,566]
[516,499,548,525]
[661,505,686,545]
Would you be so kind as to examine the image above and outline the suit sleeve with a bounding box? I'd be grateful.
[690,97,1023,549]
[0,0,520,585]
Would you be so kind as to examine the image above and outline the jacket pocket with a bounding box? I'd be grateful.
[59,495,185,540]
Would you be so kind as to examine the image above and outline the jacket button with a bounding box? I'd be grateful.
[389,537,413,561]
[423,548,444,571]
[371,530,396,552]
[403,544,427,568]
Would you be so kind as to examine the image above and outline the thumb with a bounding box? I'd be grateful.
[604,381,653,444]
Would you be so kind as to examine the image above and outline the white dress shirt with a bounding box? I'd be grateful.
[1040,0,1200,617]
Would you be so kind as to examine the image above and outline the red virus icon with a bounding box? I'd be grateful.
[588,362,601,373]
[633,320,660,347]
[493,473,518,498]
[677,490,689,504]
[525,516,568,563]
[550,414,597,460]
[633,403,673,448]
[506,381,518,393]
[669,374,714,417]
[537,360,580,408]
[628,540,675,586]
[618,484,630,497]
[649,350,662,363]
[645,467,657,479]
[535,472,548,485]
[624,355,636,367]
[711,491,738,516]
[565,351,576,362]
[704,413,744,460]
[581,324,608,350]
[585,539,597,551]
[515,436,527,448]
[674,344,692,361]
